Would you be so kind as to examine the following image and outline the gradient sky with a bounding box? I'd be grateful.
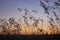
[0,0,40,18]
[0,0,60,20]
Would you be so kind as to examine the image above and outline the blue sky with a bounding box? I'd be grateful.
[0,0,40,18]
[0,0,60,20]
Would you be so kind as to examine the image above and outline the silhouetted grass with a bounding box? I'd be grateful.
[0,34,60,40]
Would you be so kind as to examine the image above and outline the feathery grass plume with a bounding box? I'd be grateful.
[0,18,8,26]
[8,18,15,25]
[44,0,49,3]
[22,15,26,19]
[0,25,7,34]
[0,18,8,28]
[45,10,49,15]
[58,0,60,2]
[47,15,58,34]
[14,21,22,31]
[50,17,54,22]
[29,14,34,20]
[52,6,56,9]
[14,22,20,28]
[32,10,37,14]
[17,8,22,12]
[33,18,39,27]
[54,2,60,6]
[22,15,30,27]
[40,1,45,7]
[47,16,54,22]
[40,0,60,34]
[53,11,60,23]
[40,1,49,15]
[56,17,60,21]
[0,18,10,34]
[39,18,44,25]
[48,21,54,28]
[24,9,29,15]
[30,16,33,20]
[37,28,43,33]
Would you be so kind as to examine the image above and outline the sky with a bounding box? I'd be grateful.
[0,0,60,20]
[0,0,40,18]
